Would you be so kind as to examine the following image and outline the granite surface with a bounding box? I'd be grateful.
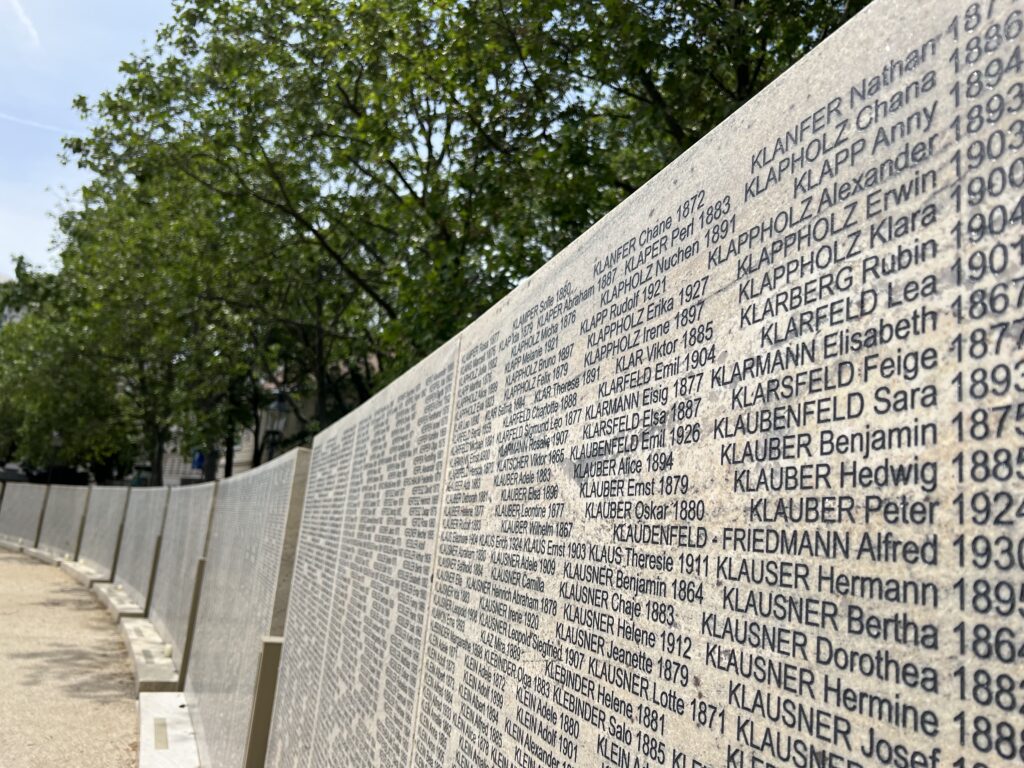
[114,487,169,611]
[77,486,131,581]
[37,485,90,560]
[0,482,48,548]
[267,341,458,768]
[266,0,1024,765]
[148,482,217,672]
[185,448,309,768]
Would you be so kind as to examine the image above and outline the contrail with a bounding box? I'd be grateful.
[0,110,67,134]
[7,0,40,47]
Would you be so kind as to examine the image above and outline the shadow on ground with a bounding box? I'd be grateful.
[0,551,137,768]
[35,583,112,612]
[7,642,134,702]
[4,566,134,703]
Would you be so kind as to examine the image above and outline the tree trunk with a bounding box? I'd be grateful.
[150,436,164,487]
[250,405,263,468]
[203,444,220,481]
[314,295,328,428]
[224,432,235,477]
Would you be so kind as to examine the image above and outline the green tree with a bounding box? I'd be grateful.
[18,0,871,475]
[0,262,135,481]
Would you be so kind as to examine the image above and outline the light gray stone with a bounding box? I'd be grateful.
[37,485,91,561]
[138,692,201,768]
[0,482,48,548]
[402,1,1007,765]
[198,0,1024,764]
[185,447,309,768]
[149,482,217,673]
[119,617,179,693]
[60,559,110,587]
[267,341,458,768]
[93,580,147,621]
[264,418,357,767]
[113,487,170,612]
[77,486,131,582]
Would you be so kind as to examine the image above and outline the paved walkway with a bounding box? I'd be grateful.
[0,551,136,768]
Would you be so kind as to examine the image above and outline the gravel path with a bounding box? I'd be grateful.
[0,550,137,768]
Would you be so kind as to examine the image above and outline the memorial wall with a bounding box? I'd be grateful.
[266,424,357,766]
[113,486,169,610]
[268,342,458,768]
[76,486,130,581]
[268,0,1024,765]
[0,482,48,548]
[4,0,1022,766]
[148,482,217,672]
[37,485,90,561]
[185,447,309,768]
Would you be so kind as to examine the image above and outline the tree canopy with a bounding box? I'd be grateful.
[0,0,869,481]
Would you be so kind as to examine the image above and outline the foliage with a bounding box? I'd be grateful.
[0,0,869,478]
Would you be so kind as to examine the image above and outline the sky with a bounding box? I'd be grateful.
[0,0,173,279]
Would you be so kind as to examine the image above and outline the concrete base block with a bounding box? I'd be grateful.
[22,547,60,566]
[120,617,179,694]
[60,559,110,588]
[93,581,145,621]
[0,538,23,553]
[138,692,200,768]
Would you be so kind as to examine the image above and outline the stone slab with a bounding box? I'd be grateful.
[61,558,112,587]
[185,447,310,768]
[410,0,1016,764]
[138,692,201,768]
[122,1,1024,767]
[94,581,146,621]
[77,485,131,582]
[264,421,357,767]
[114,487,170,613]
[120,617,179,693]
[0,482,48,548]
[22,546,60,565]
[37,484,91,561]
[266,341,458,768]
[307,1,1024,766]
[149,482,217,674]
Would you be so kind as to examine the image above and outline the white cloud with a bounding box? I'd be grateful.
[0,110,65,134]
[7,0,40,47]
